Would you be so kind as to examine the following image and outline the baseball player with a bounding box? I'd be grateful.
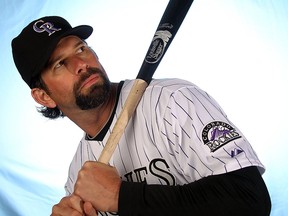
[12,16,271,216]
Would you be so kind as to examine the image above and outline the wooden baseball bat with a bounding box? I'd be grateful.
[99,0,194,164]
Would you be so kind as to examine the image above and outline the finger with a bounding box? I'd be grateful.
[51,195,84,216]
[84,202,98,216]
[68,195,85,213]
[51,205,83,216]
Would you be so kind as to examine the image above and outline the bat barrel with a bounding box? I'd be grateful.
[137,0,194,83]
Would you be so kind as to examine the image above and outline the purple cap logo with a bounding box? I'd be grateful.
[33,19,62,36]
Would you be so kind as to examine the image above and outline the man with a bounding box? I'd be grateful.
[12,16,271,216]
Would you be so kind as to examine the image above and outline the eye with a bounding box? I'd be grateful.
[76,46,86,54]
[54,60,65,69]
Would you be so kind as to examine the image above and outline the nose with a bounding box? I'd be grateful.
[66,55,88,75]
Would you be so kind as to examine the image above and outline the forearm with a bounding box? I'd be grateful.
[118,166,271,216]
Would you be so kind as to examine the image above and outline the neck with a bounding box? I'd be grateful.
[66,83,118,137]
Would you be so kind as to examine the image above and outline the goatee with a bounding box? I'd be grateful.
[74,67,111,110]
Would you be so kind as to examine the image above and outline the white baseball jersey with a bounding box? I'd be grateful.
[65,78,265,215]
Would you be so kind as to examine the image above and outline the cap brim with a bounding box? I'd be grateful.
[63,25,93,40]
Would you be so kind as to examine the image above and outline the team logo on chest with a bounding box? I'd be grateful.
[202,121,241,152]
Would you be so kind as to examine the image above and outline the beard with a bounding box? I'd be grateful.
[73,67,111,110]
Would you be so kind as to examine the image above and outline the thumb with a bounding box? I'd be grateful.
[83,201,98,216]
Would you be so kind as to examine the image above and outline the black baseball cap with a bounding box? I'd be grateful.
[12,16,93,88]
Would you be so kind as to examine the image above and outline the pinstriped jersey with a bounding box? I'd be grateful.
[65,78,264,203]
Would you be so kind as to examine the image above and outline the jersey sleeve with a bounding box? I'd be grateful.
[155,81,265,181]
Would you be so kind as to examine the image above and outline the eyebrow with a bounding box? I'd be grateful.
[45,40,86,69]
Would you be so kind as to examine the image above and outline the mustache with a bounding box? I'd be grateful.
[74,67,104,92]
[79,67,103,83]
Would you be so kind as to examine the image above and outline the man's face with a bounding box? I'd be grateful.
[40,36,111,112]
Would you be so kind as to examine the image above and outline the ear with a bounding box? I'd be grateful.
[31,88,56,108]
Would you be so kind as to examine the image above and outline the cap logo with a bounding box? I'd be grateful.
[33,20,62,36]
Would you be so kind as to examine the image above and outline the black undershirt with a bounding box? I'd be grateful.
[119,166,271,216]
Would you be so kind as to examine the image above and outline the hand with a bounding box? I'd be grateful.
[74,161,121,212]
[51,194,97,216]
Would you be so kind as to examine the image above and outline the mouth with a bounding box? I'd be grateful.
[80,74,100,90]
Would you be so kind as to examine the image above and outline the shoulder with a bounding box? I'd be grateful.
[122,78,199,94]
[120,78,206,110]
[145,78,203,100]
[149,78,197,89]
[122,78,198,89]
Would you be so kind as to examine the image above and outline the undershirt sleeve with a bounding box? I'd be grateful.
[118,166,271,216]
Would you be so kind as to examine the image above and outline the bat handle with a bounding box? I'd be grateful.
[98,79,148,164]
